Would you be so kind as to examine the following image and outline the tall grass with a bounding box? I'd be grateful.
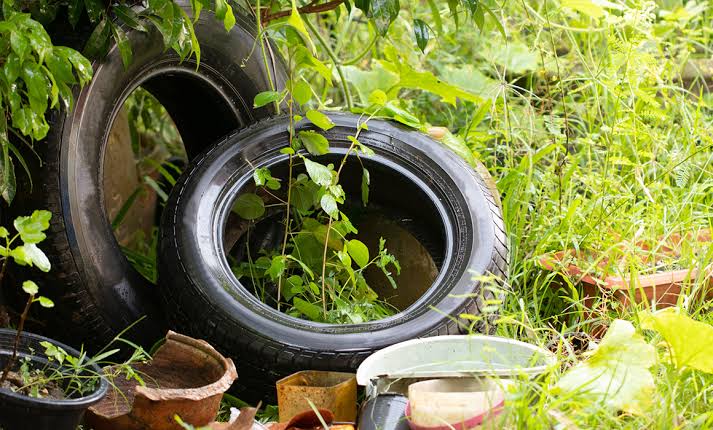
[308,0,713,427]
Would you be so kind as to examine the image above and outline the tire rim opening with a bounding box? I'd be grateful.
[224,151,448,323]
[103,71,241,283]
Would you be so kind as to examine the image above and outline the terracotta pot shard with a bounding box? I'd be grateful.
[87,331,238,430]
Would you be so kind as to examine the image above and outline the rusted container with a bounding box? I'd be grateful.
[276,371,357,422]
[86,331,237,430]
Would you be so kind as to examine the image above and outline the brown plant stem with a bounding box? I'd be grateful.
[262,0,344,22]
[0,295,33,386]
[276,55,297,311]
[320,216,333,318]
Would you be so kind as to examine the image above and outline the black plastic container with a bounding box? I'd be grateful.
[0,328,108,430]
[358,394,410,430]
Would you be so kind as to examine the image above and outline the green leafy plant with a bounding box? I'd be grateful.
[0,209,150,400]
[0,0,234,205]
[222,0,508,324]
[0,9,92,203]
[0,210,55,388]
[233,98,401,323]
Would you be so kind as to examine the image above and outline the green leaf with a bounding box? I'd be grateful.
[371,0,400,36]
[361,168,370,206]
[368,89,387,106]
[292,80,312,105]
[291,185,314,213]
[320,194,339,218]
[294,46,332,84]
[305,110,335,131]
[299,131,330,156]
[395,65,482,105]
[10,31,30,60]
[253,91,282,108]
[253,167,280,190]
[84,0,104,23]
[640,309,713,373]
[265,255,286,282]
[480,3,506,38]
[145,0,176,48]
[189,0,207,21]
[233,193,265,220]
[114,4,147,32]
[413,18,429,52]
[556,320,656,415]
[4,53,21,83]
[111,23,133,69]
[37,296,54,308]
[22,280,38,295]
[0,227,8,238]
[45,51,76,85]
[83,18,111,59]
[354,0,370,14]
[214,0,228,20]
[41,341,66,364]
[293,297,322,321]
[64,48,93,84]
[14,210,51,244]
[426,0,443,33]
[302,158,333,187]
[21,243,51,272]
[223,2,236,31]
[312,224,342,250]
[178,6,201,64]
[283,275,303,301]
[383,102,421,128]
[347,239,370,268]
[1,0,19,18]
[287,1,316,53]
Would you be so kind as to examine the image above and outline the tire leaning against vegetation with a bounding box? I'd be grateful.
[6,1,286,349]
[157,113,509,400]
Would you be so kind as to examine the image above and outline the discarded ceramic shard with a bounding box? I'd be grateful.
[86,331,238,430]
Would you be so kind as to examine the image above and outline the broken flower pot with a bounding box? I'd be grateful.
[86,331,237,430]
[539,229,713,309]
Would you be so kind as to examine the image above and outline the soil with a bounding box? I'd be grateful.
[0,370,67,400]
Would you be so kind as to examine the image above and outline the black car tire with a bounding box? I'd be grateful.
[158,113,509,400]
[7,1,285,348]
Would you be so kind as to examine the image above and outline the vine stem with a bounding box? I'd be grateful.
[276,54,297,311]
[256,0,280,114]
[0,295,32,386]
[320,216,333,318]
[318,127,363,318]
[304,17,353,110]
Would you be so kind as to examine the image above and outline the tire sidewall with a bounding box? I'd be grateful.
[30,2,285,341]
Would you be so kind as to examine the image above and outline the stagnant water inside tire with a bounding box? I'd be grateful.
[224,153,448,323]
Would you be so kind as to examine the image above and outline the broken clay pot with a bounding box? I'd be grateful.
[86,331,237,430]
